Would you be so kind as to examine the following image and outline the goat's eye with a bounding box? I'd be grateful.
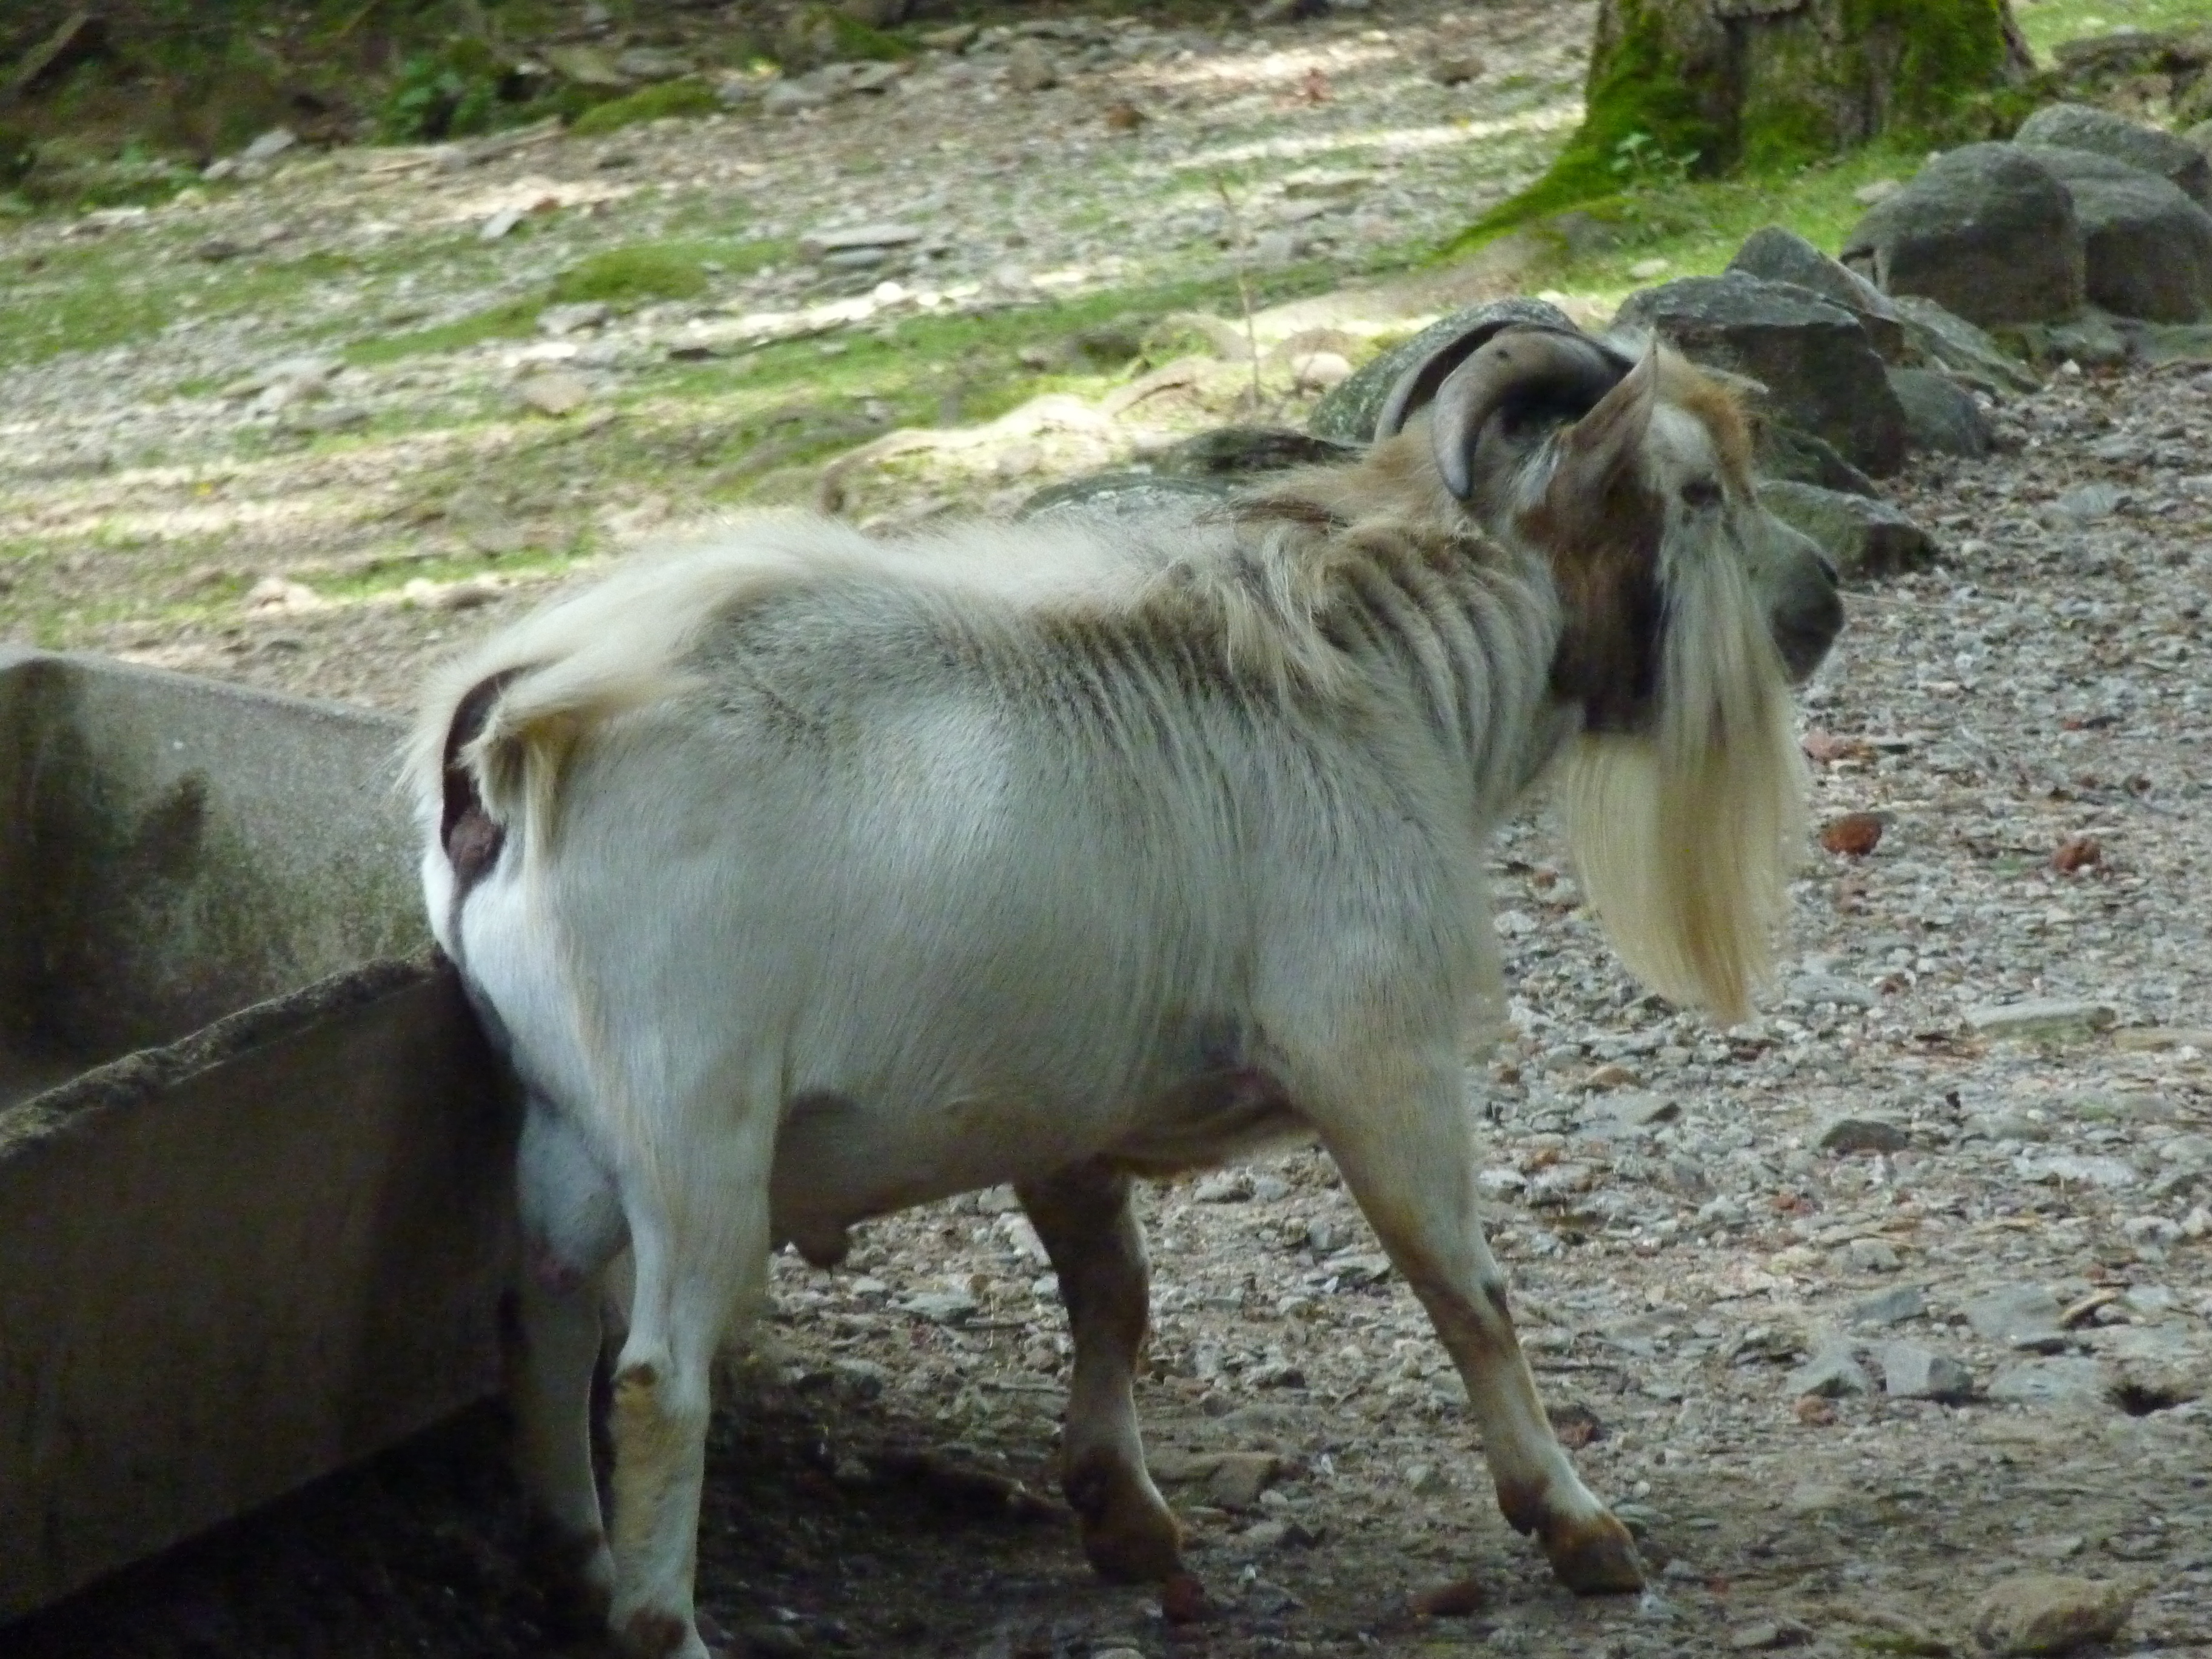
[1680,477,1723,509]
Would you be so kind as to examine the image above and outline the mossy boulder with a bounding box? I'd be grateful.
[1463,0,2037,241]
[1307,298,1577,444]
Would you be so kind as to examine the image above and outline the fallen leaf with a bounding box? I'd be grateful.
[1412,1577,1485,1617]
[1820,813,1885,856]
[1161,1572,1214,1624]
[2051,834,2102,874]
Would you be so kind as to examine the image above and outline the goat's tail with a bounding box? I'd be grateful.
[1558,541,1808,1026]
[407,538,816,863]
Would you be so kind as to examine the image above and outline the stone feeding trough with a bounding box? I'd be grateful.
[0,646,514,1624]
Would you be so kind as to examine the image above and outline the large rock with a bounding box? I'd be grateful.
[1726,226,1906,360]
[2017,144,2212,323]
[1760,480,1934,580]
[1307,297,1575,444]
[2016,101,2211,206]
[1612,273,1906,477]
[1888,367,1991,458]
[1756,423,1875,495]
[1971,1575,2136,1657]
[1892,294,2042,393]
[1842,144,2085,328]
[1017,471,1232,523]
[1153,427,1358,478]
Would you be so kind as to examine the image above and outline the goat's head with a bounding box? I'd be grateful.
[1381,320,1846,1024]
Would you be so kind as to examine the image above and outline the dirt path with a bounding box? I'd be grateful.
[4,6,2211,1658]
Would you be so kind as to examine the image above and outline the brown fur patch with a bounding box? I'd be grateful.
[441,666,526,894]
[1520,474,1663,732]
[1655,355,1755,494]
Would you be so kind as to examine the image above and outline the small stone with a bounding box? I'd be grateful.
[1843,1238,1902,1274]
[1966,1286,2066,1350]
[1403,1461,1445,1495]
[1412,1576,1484,1617]
[517,372,591,417]
[1819,1115,1909,1153]
[1786,1342,1871,1399]
[1987,1358,2106,1409]
[1006,39,1058,92]
[1875,1340,1974,1402]
[1629,256,1672,280]
[244,575,325,614]
[1854,178,1903,205]
[538,301,611,336]
[1794,1395,1838,1426]
[2016,1154,2136,1189]
[902,1290,978,1325]
[1205,1451,1282,1510]
[1193,1171,1252,1203]
[615,46,694,81]
[1729,1618,1814,1650]
[1963,1001,2117,1042]
[241,127,298,164]
[1851,1285,1927,1327]
[1970,1574,2135,1655]
[1238,1518,1292,1550]
[799,223,924,259]
[1427,54,1484,85]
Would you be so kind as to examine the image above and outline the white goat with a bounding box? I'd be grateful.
[410,323,1842,1658]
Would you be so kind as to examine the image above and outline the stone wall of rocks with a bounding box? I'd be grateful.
[1037,92,2212,593]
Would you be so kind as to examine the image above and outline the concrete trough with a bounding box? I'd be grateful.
[0,647,514,1624]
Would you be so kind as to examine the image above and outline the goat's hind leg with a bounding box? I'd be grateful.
[1018,1162,1184,1582]
[1310,1057,1643,1594]
[605,1110,777,1659]
[511,1099,625,1626]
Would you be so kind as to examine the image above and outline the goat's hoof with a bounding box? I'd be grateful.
[1067,1451,1184,1582]
[615,1606,712,1659]
[1080,1511,1185,1584]
[1541,1510,1644,1595]
[523,1513,614,1634]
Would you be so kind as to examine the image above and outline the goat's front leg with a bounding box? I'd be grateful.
[1312,1056,1643,1594]
[1017,1161,1184,1582]
[604,1116,775,1659]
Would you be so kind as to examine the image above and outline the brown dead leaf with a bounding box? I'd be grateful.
[2051,834,2102,873]
[1412,1577,1486,1617]
[1801,729,1873,764]
[1161,1572,1215,1624]
[1820,813,1885,856]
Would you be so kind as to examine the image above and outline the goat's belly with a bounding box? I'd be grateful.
[765,1066,1307,1264]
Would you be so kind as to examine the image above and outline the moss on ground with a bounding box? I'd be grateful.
[1456,0,2042,253]
[567,78,722,138]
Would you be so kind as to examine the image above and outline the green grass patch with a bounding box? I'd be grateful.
[1442,142,1936,313]
[347,295,545,366]
[549,241,715,306]
[569,78,722,137]
[2013,0,2212,61]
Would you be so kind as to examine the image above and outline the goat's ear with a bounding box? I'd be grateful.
[1549,341,1659,511]
[1530,343,1665,731]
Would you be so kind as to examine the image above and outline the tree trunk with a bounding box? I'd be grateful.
[1500,0,2036,223]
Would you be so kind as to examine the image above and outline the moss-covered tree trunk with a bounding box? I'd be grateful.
[1498,0,2035,225]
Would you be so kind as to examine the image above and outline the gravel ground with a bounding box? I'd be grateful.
[5,5,2212,1658]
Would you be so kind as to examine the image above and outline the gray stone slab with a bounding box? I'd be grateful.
[0,652,514,1621]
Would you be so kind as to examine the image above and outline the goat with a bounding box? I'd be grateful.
[409,318,1843,1658]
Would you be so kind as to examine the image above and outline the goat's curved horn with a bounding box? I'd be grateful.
[1428,327,1631,501]
[1370,302,1586,441]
